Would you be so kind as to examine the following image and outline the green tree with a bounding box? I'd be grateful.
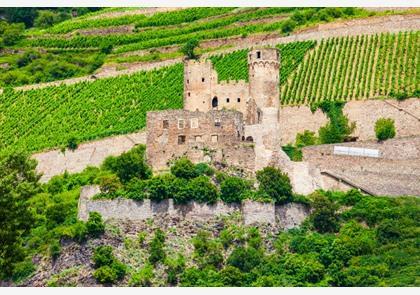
[227,246,263,272]
[181,38,199,59]
[220,176,251,203]
[311,192,339,233]
[256,166,292,203]
[86,212,105,238]
[170,157,198,179]
[187,176,219,204]
[102,145,152,183]
[374,118,396,141]
[0,153,40,278]
[149,229,166,265]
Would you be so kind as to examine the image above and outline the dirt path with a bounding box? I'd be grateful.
[4,13,419,94]
[85,7,185,20]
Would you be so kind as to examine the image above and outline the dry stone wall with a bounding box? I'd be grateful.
[280,98,420,144]
[33,131,146,182]
[78,185,310,229]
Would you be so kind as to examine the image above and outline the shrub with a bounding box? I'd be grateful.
[227,246,263,272]
[181,38,199,59]
[220,266,244,286]
[310,192,339,233]
[220,176,251,203]
[93,266,117,284]
[66,136,78,151]
[256,166,292,203]
[98,174,121,195]
[170,157,198,179]
[146,174,176,202]
[92,245,126,284]
[129,264,154,286]
[195,163,215,176]
[296,130,317,148]
[192,230,224,269]
[165,254,186,285]
[188,176,219,204]
[102,145,152,183]
[49,239,61,260]
[374,118,396,141]
[281,19,297,34]
[149,229,166,265]
[93,246,114,268]
[86,212,105,238]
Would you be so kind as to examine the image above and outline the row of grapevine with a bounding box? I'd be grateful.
[26,8,293,50]
[209,40,316,85]
[44,8,236,34]
[281,31,419,105]
[0,64,184,155]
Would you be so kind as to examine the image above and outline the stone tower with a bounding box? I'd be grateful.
[248,48,280,112]
[183,59,216,112]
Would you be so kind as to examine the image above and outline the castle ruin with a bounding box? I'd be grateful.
[146,48,322,194]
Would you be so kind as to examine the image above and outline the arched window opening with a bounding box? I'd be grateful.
[212,97,218,108]
[246,136,254,142]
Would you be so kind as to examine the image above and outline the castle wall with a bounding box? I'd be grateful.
[78,185,310,228]
[279,98,420,144]
[146,109,255,171]
[302,136,420,196]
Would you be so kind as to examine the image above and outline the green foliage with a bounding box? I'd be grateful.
[0,64,183,155]
[181,38,199,59]
[227,246,263,272]
[149,229,166,265]
[165,254,186,285]
[310,192,340,233]
[98,174,122,196]
[192,231,224,270]
[34,10,69,28]
[129,264,154,286]
[0,153,39,279]
[66,137,78,150]
[102,145,152,183]
[282,32,419,104]
[220,176,251,203]
[92,245,126,284]
[194,162,215,176]
[0,21,25,46]
[256,166,292,203]
[375,118,396,141]
[187,176,219,204]
[316,100,355,144]
[86,212,105,238]
[49,239,61,260]
[170,157,198,179]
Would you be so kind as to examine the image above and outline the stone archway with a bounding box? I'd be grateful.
[212,96,218,109]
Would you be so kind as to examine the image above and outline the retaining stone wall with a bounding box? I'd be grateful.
[78,185,310,229]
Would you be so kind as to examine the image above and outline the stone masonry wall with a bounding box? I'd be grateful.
[78,185,310,229]
[146,109,255,171]
[279,98,420,144]
[33,131,146,182]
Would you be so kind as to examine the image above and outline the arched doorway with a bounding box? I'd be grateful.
[246,136,254,142]
[212,96,218,109]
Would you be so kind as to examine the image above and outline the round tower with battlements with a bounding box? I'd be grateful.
[248,48,280,111]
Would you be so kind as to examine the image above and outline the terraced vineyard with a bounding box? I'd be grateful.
[281,31,419,104]
[0,64,183,155]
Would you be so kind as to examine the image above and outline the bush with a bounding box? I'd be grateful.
[86,212,105,238]
[375,118,396,141]
[149,229,166,265]
[187,176,219,204]
[281,19,297,34]
[195,163,215,176]
[296,130,317,148]
[192,231,224,270]
[102,145,151,183]
[220,176,251,203]
[310,192,339,233]
[170,157,198,179]
[181,38,199,59]
[256,167,292,203]
[49,240,61,260]
[129,264,154,286]
[220,266,244,286]
[98,174,121,195]
[227,246,263,272]
[145,174,177,202]
[165,254,186,285]
[92,245,126,284]
[93,266,117,284]
[66,137,78,151]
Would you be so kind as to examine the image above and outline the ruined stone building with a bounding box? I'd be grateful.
[145,47,420,197]
[146,48,288,175]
